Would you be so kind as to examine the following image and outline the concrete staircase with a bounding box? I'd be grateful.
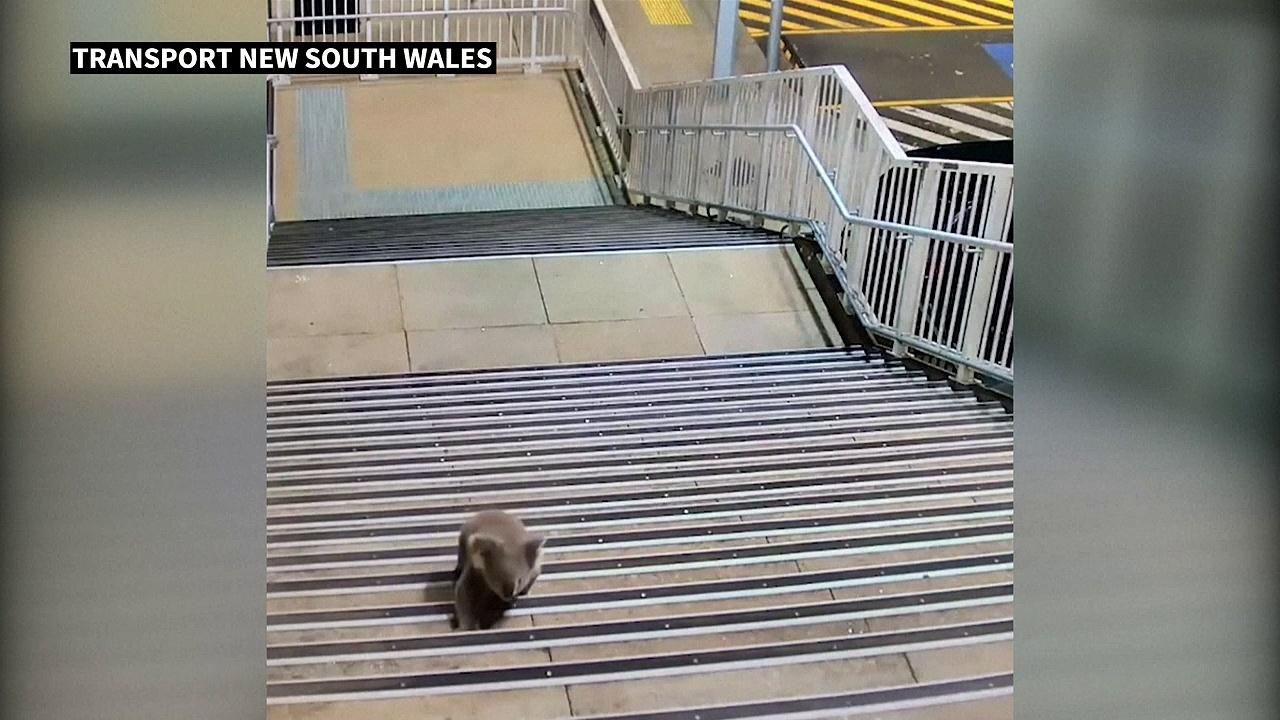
[265,348,1013,718]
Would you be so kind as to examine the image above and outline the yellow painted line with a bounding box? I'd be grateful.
[871,0,1001,26]
[739,8,808,32]
[986,0,1015,8]
[872,96,1013,108]
[787,0,916,28]
[775,23,1011,35]
[741,0,865,29]
[796,0,953,27]
[639,0,693,26]
[927,0,1014,22]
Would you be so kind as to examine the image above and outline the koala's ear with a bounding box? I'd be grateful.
[467,533,500,567]
[524,534,547,565]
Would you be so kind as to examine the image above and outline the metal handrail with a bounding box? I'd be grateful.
[625,123,1011,251]
[586,0,641,91]
[266,6,569,25]
[636,64,906,162]
[625,121,1013,384]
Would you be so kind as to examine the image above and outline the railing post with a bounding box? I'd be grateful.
[955,248,1000,384]
[890,163,940,356]
[527,0,543,73]
[766,0,785,72]
[891,234,931,356]
[267,135,278,229]
[712,0,740,78]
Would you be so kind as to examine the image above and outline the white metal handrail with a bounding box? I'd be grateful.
[577,0,641,166]
[625,122,1012,383]
[266,0,578,70]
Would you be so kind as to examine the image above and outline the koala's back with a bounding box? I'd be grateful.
[460,510,530,548]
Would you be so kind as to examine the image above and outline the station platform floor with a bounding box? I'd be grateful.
[602,0,766,85]
[267,245,839,381]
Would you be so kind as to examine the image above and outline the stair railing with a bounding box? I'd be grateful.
[624,119,1013,384]
[266,0,579,72]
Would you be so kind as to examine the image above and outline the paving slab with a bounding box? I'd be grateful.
[536,253,691,323]
[397,258,547,330]
[668,247,815,316]
[551,316,705,363]
[267,333,409,380]
[268,265,403,337]
[407,325,560,371]
[692,308,838,354]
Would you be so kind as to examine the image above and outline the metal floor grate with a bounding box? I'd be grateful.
[265,348,1013,715]
[267,205,787,268]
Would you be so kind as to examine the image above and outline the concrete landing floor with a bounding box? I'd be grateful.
[267,246,840,380]
[272,72,611,221]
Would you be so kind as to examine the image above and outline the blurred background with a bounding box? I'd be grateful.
[0,3,265,719]
[0,1,1276,719]
[1017,0,1279,718]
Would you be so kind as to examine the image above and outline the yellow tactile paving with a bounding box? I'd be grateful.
[640,0,693,26]
[742,0,1014,35]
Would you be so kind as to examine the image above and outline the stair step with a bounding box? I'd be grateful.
[268,206,787,267]
[264,349,1012,713]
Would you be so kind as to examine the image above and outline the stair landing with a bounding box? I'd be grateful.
[267,244,839,381]
[272,73,611,221]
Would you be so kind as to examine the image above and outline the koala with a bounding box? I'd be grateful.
[450,510,546,631]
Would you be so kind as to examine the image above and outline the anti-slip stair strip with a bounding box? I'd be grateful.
[265,404,1009,456]
[267,584,1013,663]
[266,421,1012,478]
[267,523,1013,595]
[265,386,976,435]
[265,375,930,420]
[266,552,1014,630]
[266,475,1013,545]
[263,349,1012,707]
[266,620,1014,702]
[266,360,900,406]
[266,501,1015,569]
[264,436,1013,497]
[268,205,786,267]
[564,673,1013,720]
[266,348,880,393]
[264,419,1011,494]
[266,395,1000,444]
[266,370,935,418]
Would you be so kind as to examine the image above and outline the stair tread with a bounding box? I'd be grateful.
[264,350,1012,711]
[268,206,788,267]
